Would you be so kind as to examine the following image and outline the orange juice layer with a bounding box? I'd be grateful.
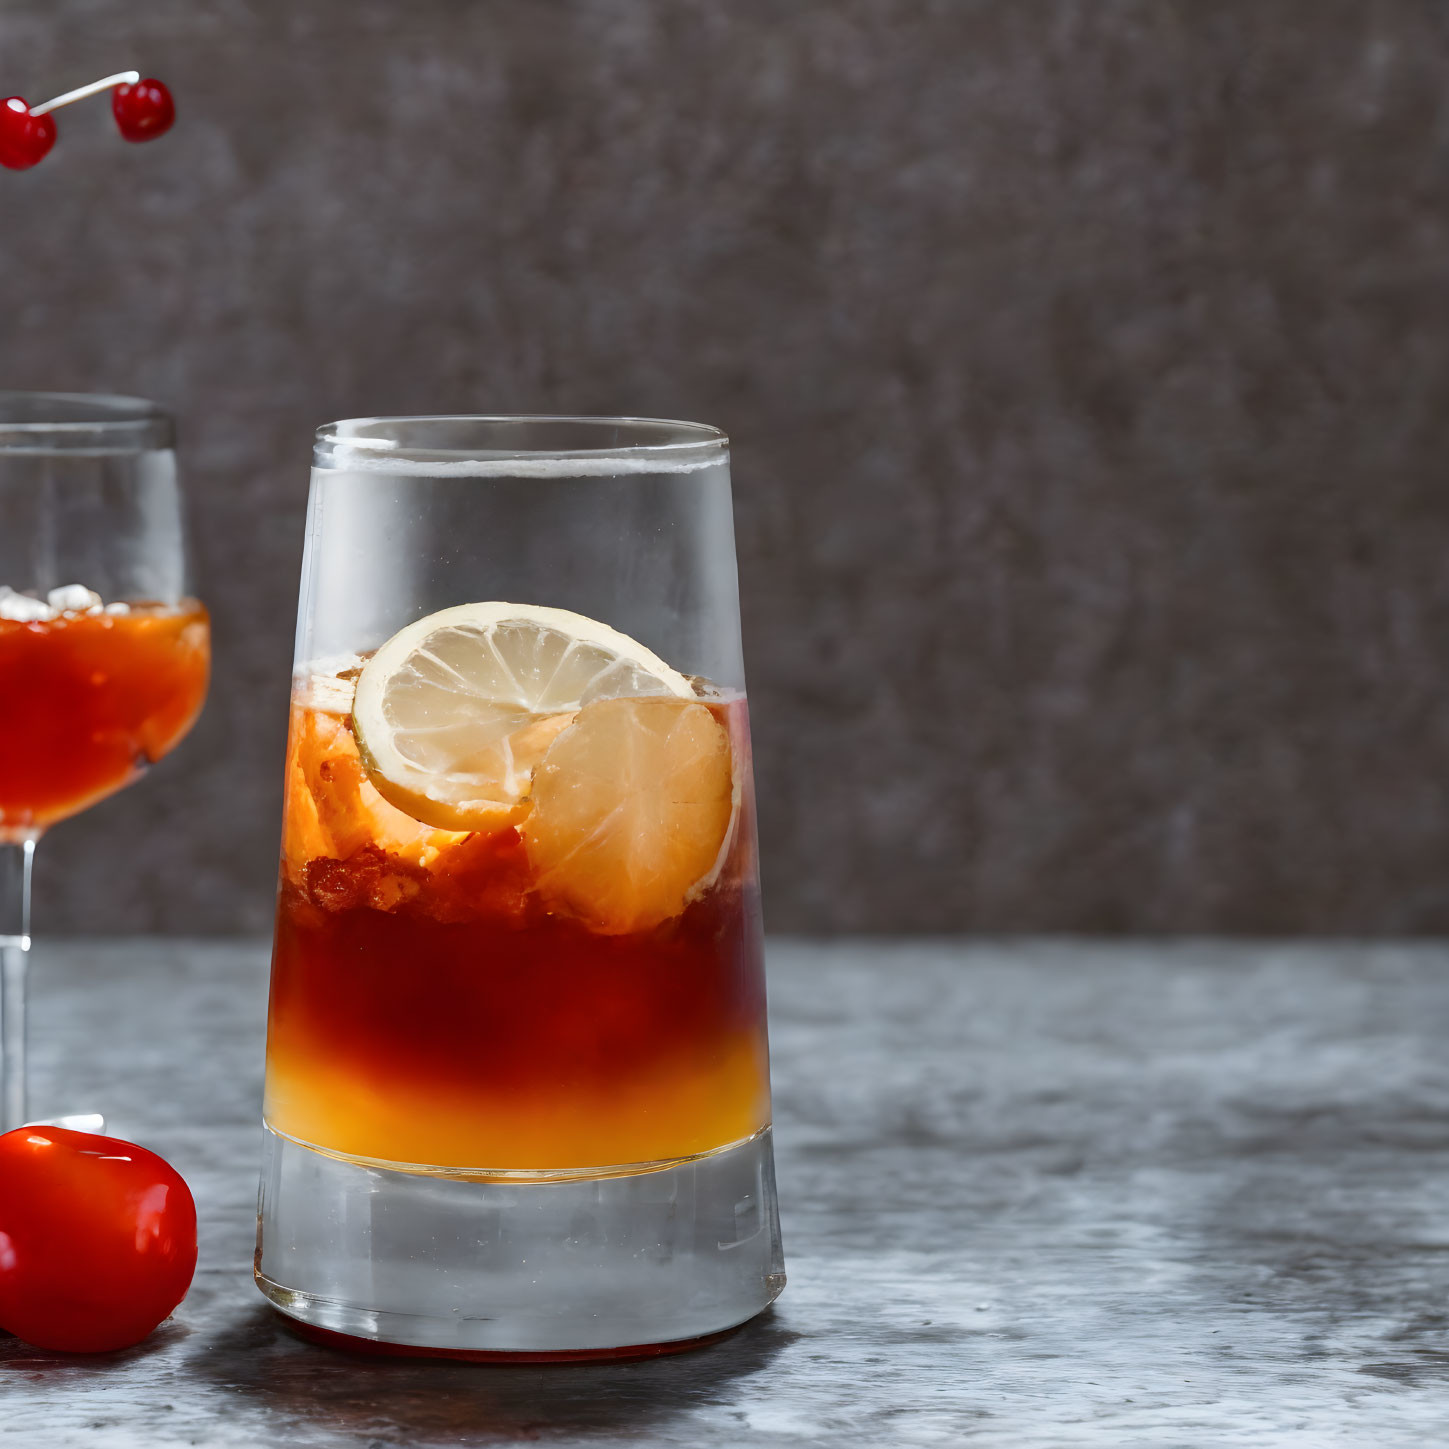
[265,697,771,1172]
[0,603,210,833]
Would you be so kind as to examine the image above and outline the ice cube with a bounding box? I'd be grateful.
[300,653,366,716]
[0,587,54,622]
[47,584,103,614]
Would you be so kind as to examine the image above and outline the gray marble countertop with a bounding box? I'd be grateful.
[4,939,1449,1446]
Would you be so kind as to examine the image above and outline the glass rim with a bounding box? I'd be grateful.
[316,414,728,460]
[0,391,173,453]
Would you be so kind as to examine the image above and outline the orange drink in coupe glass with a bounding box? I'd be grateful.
[0,392,209,1131]
[0,600,209,835]
[256,417,783,1359]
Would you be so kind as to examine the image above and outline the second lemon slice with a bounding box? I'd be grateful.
[351,602,693,830]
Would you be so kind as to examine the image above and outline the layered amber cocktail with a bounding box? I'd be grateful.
[265,617,769,1171]
[255,417,783,1358]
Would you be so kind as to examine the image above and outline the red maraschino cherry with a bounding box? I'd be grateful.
[112,78,174,143]
[0,98,57,170]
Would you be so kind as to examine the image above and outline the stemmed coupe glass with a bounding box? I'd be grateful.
[0,392,210,1130]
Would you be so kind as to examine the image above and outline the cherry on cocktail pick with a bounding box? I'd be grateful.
[112,78,174,143]
[0,98,57,170]
[0,70,174,171]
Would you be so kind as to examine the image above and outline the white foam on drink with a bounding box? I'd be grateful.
[47,584,103,613]
[0,584,127,622]
[326,449,722,478]
[0,588,53,622]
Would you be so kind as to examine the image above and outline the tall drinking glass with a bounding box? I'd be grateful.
[0,392,210,1129]
[256,416,784,1358]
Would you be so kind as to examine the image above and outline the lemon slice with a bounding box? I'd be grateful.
[523,696,735,934]
[351,602,693,830]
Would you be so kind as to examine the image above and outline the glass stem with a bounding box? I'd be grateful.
[1,838,36,1131]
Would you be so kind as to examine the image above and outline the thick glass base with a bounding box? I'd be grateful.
[254,1123,785,1356]
[273,1315,747,1363]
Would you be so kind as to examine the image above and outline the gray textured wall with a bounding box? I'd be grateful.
[1,1,1446,935]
